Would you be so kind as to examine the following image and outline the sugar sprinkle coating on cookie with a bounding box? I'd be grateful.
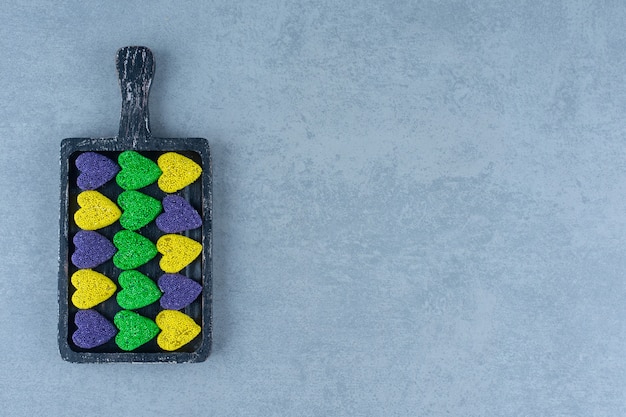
[118,190,162,231]
[116,150,162,190]
[114,310,160,351]
[76,152,120,190]
[71,269,117,309]
[157,152,202,193]
[157,234,202,273]
[117,270,162,310]
[72,309,117,349]
[71,230,117,269]
[156,310,201,351]
[156,195,202,233]
[74,190,121,230]
[113,230,158,270]
[158,274,202,310]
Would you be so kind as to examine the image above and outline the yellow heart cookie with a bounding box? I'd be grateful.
[74,190,121,230]
[157,234,202,273]
[156,310,201,351]
[157,152,202,193]
[71,269,117,309]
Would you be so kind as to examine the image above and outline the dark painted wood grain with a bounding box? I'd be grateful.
[58,47,212,363]
[116,46,154,140]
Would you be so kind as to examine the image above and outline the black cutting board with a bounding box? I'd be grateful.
[58,46,212,363]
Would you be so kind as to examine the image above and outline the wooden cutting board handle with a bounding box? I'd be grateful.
[116,46,154,140]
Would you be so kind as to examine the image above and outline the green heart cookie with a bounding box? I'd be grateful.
[116,151,162,190]
[118,190,162,231]
[116,270,162,310]
[114,310,159,351]
[113,230,157,270]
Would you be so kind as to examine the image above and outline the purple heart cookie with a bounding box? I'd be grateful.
[72,309,117,349]
[156,195,202,233]
[76,152,120,190]
[158,274,202,310]
[72,230,117,269]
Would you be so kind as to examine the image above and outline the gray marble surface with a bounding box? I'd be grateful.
[1,1,625,415]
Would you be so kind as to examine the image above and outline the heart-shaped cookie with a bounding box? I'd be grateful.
[74,191,121,230]
[72,309,117,349]
[155,310,201,351]
[118,190,162,231]
[116,270,162,310]
[156,195,202,233]
[71,230,116,269]
[116,150,162,190]
[76,152,120,191]
[158,274,202,310]
[113,230,157,270]
[156,234,202,273]
[71,269,117,309]
[114,310,159,351]
[157,152,202,193]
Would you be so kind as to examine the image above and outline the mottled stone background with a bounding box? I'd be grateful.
[1,1,625,415]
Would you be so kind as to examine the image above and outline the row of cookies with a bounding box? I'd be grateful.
[70,151,204,351]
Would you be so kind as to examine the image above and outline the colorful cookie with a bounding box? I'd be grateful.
[76,152,120,190]
[156,195,202,233]
[156,234,202,273]
[158,274,202,310]
[113,230,158,270]
[117,270,162,310]
[157,152,202,193]
[71,230,116,269]
[74,190,121,230]
[71,269,117,309]
[114,310,160,351]
[118,190,162,231]
[156,310,201,351]
[116,150,162,190]
[72,309,117,349]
